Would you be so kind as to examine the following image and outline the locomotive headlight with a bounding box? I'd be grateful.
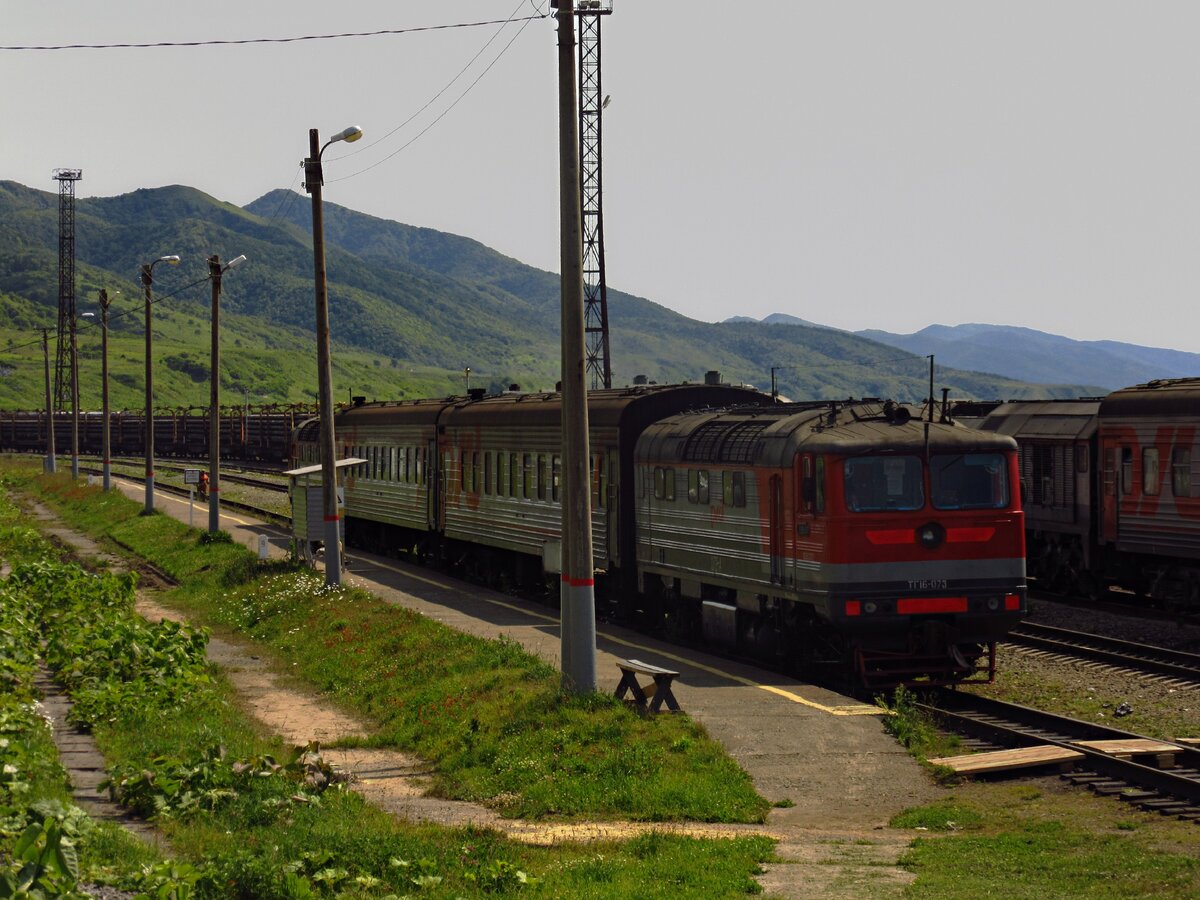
[917,522,946,549]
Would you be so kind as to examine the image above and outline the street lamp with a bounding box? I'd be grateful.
[304,123,363,586]
[83,289,119,490]
[207,253,247,532]
[141,254,180,514]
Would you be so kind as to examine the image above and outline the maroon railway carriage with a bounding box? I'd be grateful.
[1097,379,1200,607]
[636,400,1027,686]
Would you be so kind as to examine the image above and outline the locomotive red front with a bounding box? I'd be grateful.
[635,399,1027,687]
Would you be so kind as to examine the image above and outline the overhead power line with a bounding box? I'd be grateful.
[0,16,545,52]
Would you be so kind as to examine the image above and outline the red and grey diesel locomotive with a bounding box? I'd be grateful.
[978,378,1200,609]
[292,382,1027,687]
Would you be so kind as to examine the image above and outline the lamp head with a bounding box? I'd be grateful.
[159,255,181,265]
[81,312,95,319]
[224,254,248,272]
[333,125,364,144]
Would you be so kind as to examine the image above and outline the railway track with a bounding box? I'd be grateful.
[80,456,287,494]
[922,690,1200,822]
[81,468,289,526]
[1004,622,1200,686]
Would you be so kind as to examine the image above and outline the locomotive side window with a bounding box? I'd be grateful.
[1143,448,1160,496]
[844,456,923,511]
[931,453,1009,510]
[1121,448,1133,495]
[724,471,746,508]
[1173,447,1192,497]
[815,456,826,513]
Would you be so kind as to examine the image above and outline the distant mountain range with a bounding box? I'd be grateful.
[0,178,1105,409]
[725,316,1199,393]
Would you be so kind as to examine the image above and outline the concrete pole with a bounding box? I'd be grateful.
[141,263,156,514]
[306,128,342,586]
[208,255,222,532]
[99,291,111,490]
[70,303,80,479]
[42,328,56,473]
[557,0,597,693]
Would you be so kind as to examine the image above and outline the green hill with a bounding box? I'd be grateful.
[0,179,1096,411]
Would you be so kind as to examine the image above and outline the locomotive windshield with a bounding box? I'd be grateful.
[931,453,1009,510]
[844,456,924,511]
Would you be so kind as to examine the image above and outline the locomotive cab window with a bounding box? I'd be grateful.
[844,456,923,511]
[1173,447,1192,497]
[931,453,1009,510]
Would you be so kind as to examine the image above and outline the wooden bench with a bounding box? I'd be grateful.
[1072,739,1183,769]
[929,744,1084,775]
[615,659,681,713]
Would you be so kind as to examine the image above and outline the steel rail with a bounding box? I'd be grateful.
[922,689,1200,813]
[1005,622,1200,683]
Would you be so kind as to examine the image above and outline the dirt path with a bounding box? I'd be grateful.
[19,497,922,897]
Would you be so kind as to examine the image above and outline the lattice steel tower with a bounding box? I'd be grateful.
[53,169,83,411]
[577,1,613,389]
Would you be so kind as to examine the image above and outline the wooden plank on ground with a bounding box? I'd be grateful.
[1174,737,1200,748]
[929,745,1084,775]
[1073,738,1182,768]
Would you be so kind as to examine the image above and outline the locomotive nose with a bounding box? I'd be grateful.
[917,522,946,549]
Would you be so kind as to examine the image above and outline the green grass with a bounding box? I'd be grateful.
[893,782,1200,898]
[2,464,777,897]
[21,464,768,825]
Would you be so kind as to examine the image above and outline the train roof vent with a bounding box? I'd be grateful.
[681,419,770,464]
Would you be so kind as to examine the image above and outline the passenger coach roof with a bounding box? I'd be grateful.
[637,400,1016,467]
[978,399,1100,440]
[437,383,770,429]
[1100,378,1200,418]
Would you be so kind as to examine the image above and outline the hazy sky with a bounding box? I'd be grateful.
[4,2,1199,352]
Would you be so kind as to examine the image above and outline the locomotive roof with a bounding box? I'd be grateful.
[977,399,1100,440]
[1099,378,1200,417]
[637,400,1016,467]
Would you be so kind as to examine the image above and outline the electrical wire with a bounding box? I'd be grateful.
[330,0,536,162]
[0,17,545,52]
[327,12,539,184]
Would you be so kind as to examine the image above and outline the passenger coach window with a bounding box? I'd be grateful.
[1173,447,1192,497]
[931,453,1009,510]
[483,452,492,495]
[1143,448,1160,496]
[522,453,533,499]
[537,454,548,501]
[688,469,709,504]
[844,456,924,511]
[552,455,561,502]
[1121,448,1133,495]
[509,453,519,497]
[724,471,746,508]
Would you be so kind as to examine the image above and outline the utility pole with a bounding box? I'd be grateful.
[70,297,80,479]
[209,255,223,533]
[140,255,180,514]
[305,125,362,586]
[557,0,597,693]
[98,290,112,490]
[42,328,55,473]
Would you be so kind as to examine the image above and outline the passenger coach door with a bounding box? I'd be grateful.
[769,475,783,584]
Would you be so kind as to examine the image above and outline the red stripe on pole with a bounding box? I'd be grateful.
[560,575,595,587]
[323,515,340,522]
